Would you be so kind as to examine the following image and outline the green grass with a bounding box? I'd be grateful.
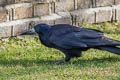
[0,22,120,80]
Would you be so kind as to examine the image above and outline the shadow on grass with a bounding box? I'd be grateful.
[71,57,120,67]
[0,57,119,67]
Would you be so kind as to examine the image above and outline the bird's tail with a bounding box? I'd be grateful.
[99,46,120,55]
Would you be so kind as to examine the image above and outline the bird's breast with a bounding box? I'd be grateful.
[39,35,52,47]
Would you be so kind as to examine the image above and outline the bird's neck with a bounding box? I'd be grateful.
[39,26,51,46]
[39,33,51,47]
[41,29,50,37]
[43,25,51,32]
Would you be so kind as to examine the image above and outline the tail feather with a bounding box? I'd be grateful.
[99,46,120,55]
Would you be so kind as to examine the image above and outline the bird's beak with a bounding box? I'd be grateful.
[22,28,36,35]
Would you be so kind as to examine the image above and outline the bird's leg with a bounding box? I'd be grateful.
[55,54,71,65]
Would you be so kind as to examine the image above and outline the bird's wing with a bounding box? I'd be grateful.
[50,32,88,49]
[49,25,106,49]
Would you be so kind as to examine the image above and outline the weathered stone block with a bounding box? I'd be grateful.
[34,3,49,17]
[96,0,114,7]
[115,0,120,5]
[55,12,72,24]
[50,2,55,13]
[55,0,74,12]
[35,19,54,25]
[0,17,53,37]
[38,14,59,25]
[13,22,28,36]
[15,0,34,3]
[77,0,93,9]
[0,25,12,38]
[12,24,27,36]
[0,0,15,6]
[7,0,15,4]
[113,5,120,22]
[11,18,41,36]
[34,0,56,3]
[71,9,95,26]
[12,18,43,36]
[5,5,13,21]
[0,8,8,23]
[0,0,7,7]
[112,8,116,21]
[37,13,71,25]
[13,3,33,20]
[117,9,120,22]
[95,7,113,23]
[117,7,120,21]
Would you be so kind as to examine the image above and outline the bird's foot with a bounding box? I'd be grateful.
[55,60,65,65]
[55,55,71,65]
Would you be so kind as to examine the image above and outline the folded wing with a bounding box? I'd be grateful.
[49,24,120,49]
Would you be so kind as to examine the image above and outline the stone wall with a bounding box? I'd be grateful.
[0,0,120,38]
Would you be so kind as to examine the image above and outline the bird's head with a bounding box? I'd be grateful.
[22,24,51,35]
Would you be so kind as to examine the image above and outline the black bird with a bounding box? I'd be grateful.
[22,24,120,64]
